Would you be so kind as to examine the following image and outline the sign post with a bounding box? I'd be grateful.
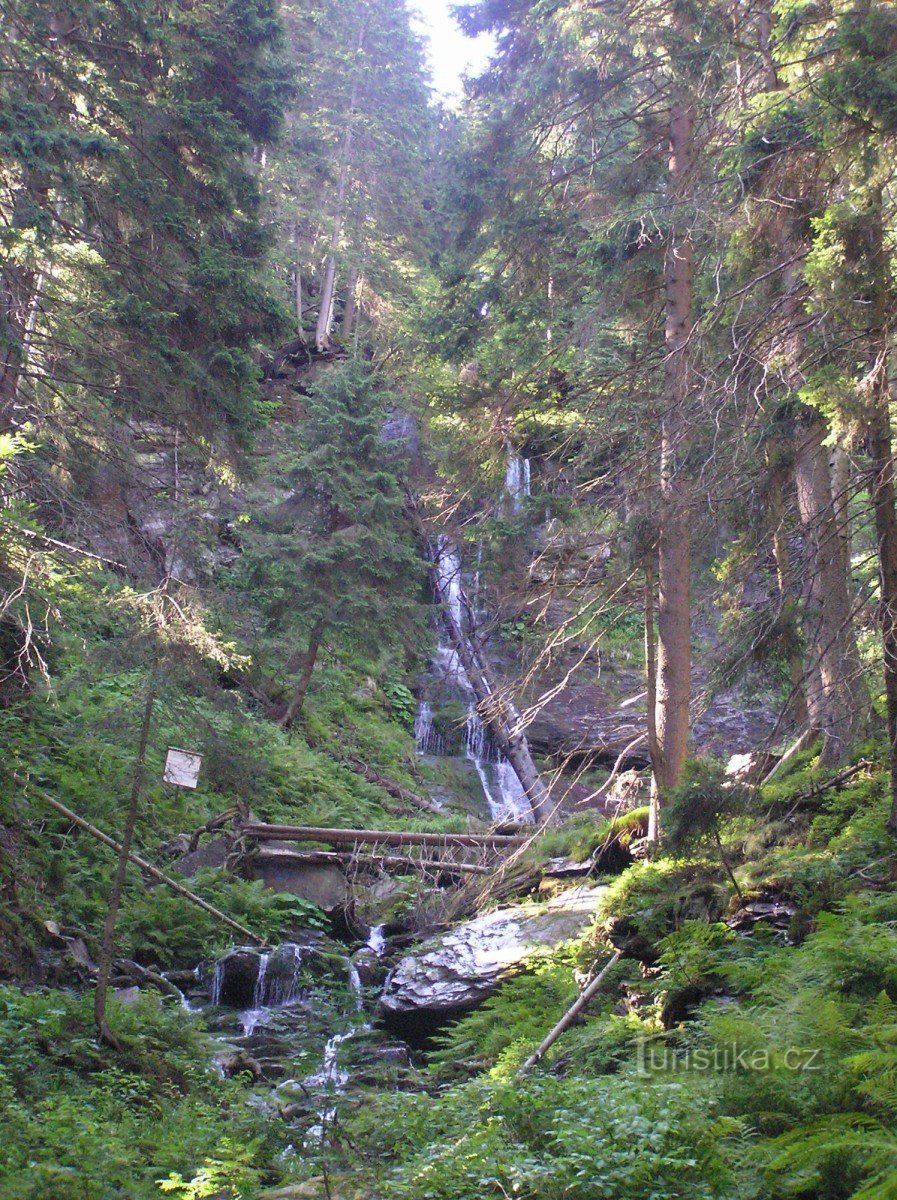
[163,748,203,790]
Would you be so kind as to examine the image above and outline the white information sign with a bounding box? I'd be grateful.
[163,748,203,790]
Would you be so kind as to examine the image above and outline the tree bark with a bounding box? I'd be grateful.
[645,557,661,843]
[94,679,155,1047]
[794,414,868,764]
[862,193,897,834]
[653,72,695,807]
[280,619,325,730]
[341,264,360,339]
[767,456,809,727]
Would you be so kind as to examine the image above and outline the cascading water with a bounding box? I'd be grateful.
[505,444,531,511]
[367,925,387,956]
[414,700,446,756]
[210,959,224,1007]
[418,539,534,824]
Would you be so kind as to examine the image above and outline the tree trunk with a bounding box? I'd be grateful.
[315,18,366,353]
[767,456,809,727]
[794,414,867,764]
[862,192,897,834]
[645,556,661,843]
[830,440,853,593]
[94,678,155,1046]
[653,78,695,805]
[280,620,325,731]
[341,265,360,339]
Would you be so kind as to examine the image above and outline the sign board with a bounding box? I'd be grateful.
[163,748,203,790]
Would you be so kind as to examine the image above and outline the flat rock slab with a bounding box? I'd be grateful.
[377,885,605,1026]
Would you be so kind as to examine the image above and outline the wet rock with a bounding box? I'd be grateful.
[727,894,798,940]
[377,885,605,1036]
[212,949,261,1008]
[247,847,349,913]
[351,947,383,988]
[210,942,325,1009]
[542,857,594,880]
[218,1049,264,1081]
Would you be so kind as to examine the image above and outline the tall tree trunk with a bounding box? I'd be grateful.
[0,243,44,430]
[862,191,897,834]
[830,440,853,592]
[315,18,366,353]
[645,556,661,843]
[794,414,867,764]
[280,620,326,731]
[94,678,155,1047]
[767,455,809,726]
[341,265,360,339]
[653,77,695,808]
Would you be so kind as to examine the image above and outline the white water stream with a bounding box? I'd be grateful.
[505,445,531,511]
[416,540,532,824]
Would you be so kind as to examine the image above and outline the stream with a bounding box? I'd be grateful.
[176,924,412,1153]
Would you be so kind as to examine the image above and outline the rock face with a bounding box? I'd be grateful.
[377,885,605,1036]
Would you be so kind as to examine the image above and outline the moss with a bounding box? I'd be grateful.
[599,859,730,947]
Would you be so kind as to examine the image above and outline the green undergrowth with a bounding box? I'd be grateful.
[315,754,897,1200]
[0,573,462,978]
[526,805,650,864]
[0,988,281,1200]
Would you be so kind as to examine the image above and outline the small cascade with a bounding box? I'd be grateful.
[303,1024,372,1146]
[240,1008,268,1037]
[505,445,531,511]
[414,700,446,756]
[210,959,225,1006]
[263,944,306,1007]
[367,925,387,956]
[253,952,270,1007]
[347,962,364,1011]
[464,708,498,764]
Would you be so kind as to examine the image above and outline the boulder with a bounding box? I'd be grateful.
[246,844,349,913]
[377,885,605,1037]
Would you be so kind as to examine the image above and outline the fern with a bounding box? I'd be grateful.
[766,1114,897,1200]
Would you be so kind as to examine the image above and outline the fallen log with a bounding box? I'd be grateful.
[254,845,492,876]
[10,772,266,945]
[343,757,442,815]
[518,951,622,1076]
[241,823,528,849]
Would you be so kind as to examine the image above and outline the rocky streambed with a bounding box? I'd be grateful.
[178,882,607,1151]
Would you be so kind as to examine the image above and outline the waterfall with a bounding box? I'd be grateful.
[367,925,387,956]
[253,952,270,1007]
[210,959,224,1007]
[505,445,531,511]
[417,539,534,825]
[414,700,446,756]
[303,1027,368,1146]
[264,944,306,1007]
[347,962,363,1011]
